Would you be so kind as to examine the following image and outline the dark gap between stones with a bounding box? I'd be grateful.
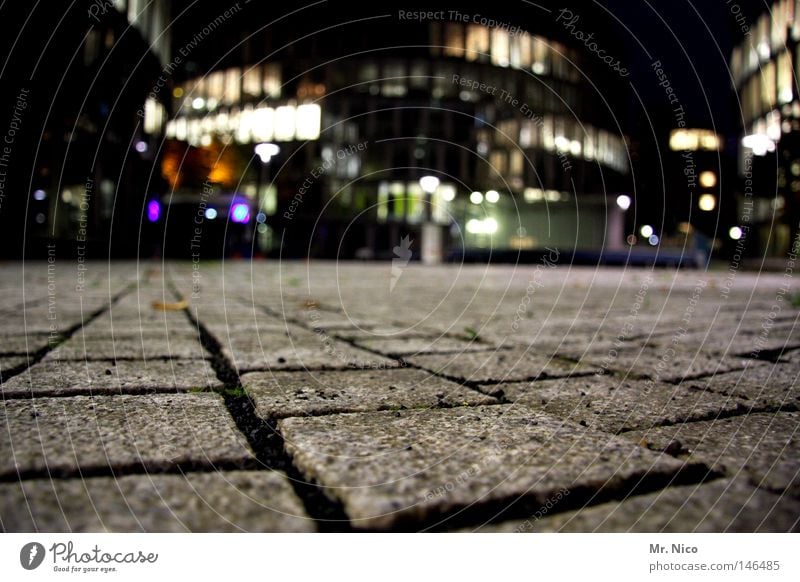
[178,293,353,532]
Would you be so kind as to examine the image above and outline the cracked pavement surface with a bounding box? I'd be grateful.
[1,261,798,532]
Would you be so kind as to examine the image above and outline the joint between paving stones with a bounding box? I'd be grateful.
[175,284,353,532]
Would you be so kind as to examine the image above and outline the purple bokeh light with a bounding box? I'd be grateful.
[230,203,250,223]
[147,200,160,222]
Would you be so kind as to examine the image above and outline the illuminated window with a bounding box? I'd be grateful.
[252,107,274,142]
[444,24,465,57]
[225,68,241,104]
[532,37,550,74]
[295,104,321,140]
[491,29,510,66]
[243,67,261,98]
[731,46,742,86]
[391,182,405,218]
[761,60,777,111]
[465,25,489,62]
[778,51,793,104]
[382,62,407,97]
[518,33,532,68]
[206,71,224,103]
[584,127,596,160]
[262,64,281,98]
[772,0,788,50]
[489,150,508,175]
[377,183,389,222]
[669,129,721,151]
[509,33,522,68]
[509,150,524,177]
[274,106,295,141]
[406,182,424,223]
[143,98,165,134]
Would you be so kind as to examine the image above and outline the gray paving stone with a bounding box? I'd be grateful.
[481,374,751,433]
[43,336,207,361]
[280,405,685,530]
[623,412,800,494]
[473,479,800,532]
[0,333,58,354]
[405,349,601,384]
[1,359,222,397]
[243,368,495,419]
[682,365,800,410]
[0,356,30,378]
[84,311,196,334]
[580,345,765,382]
[0,471,314,532]
[221,329,398,372]
[353,337,494,357]
[0,394,254,477]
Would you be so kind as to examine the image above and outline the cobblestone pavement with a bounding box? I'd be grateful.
[1,261,799,532]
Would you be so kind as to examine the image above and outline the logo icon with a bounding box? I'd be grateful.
[390,234,413,292]
[20,542,45,570]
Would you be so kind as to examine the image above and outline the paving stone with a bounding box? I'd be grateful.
[280,405,685,530]
[1,356,30,378]
[623,412,800,494]
[1,359,222,397]
[84,311,196,334]
[243,368,495,419]
[405,349,600,384]
[0,471,314,532]
[43,336,207,361]
[221,329,397,372]
[580,345,765,382]
[0,394,254,477]
[353,336,495,357]
[682,365,800,410]
[473,479,800,532]
[481,374,751,433]
[0,333,58,354]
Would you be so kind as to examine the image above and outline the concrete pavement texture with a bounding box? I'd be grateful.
[0,261,798,532]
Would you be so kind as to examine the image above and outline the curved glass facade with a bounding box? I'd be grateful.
[147,18,631,256]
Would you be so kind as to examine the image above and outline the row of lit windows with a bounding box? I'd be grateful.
[738,47,796,124]
[376,181,454,224]
[492,117,628,173]
[731,0,800,86]
[353,60,581,114]
[429,23,580,83]
[163,103,322,145]
[173,64,283,113]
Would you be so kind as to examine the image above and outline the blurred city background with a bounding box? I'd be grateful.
[0,0,795,267]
